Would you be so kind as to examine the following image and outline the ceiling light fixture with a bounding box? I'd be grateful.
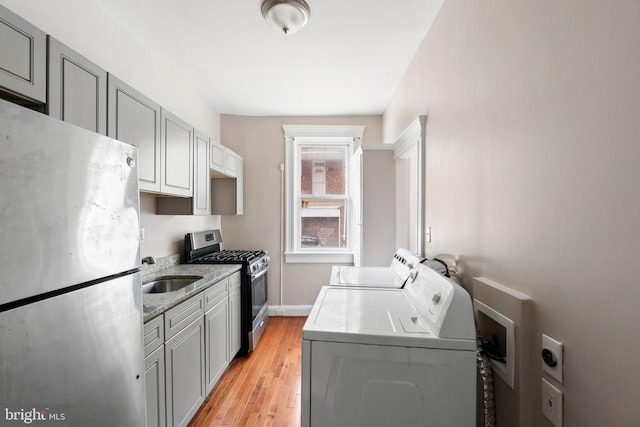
[261,0,311,35]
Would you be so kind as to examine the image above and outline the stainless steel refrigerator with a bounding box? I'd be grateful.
[0,99,145,426]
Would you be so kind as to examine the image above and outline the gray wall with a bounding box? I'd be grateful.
[220,114,389,307]
[383,0,640,426]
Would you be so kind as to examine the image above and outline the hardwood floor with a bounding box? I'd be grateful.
[188,316,307,427]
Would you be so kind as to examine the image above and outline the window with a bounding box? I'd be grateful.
[283,125,364,264]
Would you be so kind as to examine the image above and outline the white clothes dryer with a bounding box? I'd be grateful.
[329,247,422,288]
[302,263,476,427]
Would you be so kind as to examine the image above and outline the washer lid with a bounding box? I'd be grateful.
[303,286,475,351]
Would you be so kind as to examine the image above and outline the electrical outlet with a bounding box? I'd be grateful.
[425,226,432,243]
[541,378,563,426]
[542,334,563,383]
[139,227,145,244]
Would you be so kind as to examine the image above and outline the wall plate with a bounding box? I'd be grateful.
[542,334,563,383]
[542,378,563,427]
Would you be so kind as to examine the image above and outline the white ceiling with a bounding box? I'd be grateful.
[92,0,444,117]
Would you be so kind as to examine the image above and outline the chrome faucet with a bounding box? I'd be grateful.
[141,256,156,265]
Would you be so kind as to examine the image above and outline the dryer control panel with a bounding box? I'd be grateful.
[405,264,455,337]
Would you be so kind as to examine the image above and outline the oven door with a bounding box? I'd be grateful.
[249,267,269,351]
[251,267,268,320]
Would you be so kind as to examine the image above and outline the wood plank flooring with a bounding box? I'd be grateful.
[188,316,307,427]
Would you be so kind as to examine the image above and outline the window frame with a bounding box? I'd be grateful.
[283,125,364,264]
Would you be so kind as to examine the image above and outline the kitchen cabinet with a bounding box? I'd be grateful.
[145,346,166,427]
[160,108,193,197]
[193,131,211,214]
[211,154,243,215]
[204,278,230,393]
[144,272,240,427]
[144,315,166,427]
[47,36,107,134]
[229,272,242,359]
[156,130,209,215]
[210,141,238,178]
[236,156,244,215]
[107,75,161,192]
[209,141,225,175]
[164,295,205,427]
[0,4,46,104]
[223,149,237,178]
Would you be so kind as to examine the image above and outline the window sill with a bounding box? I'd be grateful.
[284,251,354,264]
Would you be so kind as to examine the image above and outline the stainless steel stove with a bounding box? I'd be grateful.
[184,230,269,354]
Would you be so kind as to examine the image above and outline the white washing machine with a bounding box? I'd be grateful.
[302,263,476,427]
[329,248,423,288]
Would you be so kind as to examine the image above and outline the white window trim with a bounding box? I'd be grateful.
[283,125,364,264]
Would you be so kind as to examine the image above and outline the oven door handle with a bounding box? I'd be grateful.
[251,267,268,280]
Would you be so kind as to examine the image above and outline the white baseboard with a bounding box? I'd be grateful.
[268,305,313,316]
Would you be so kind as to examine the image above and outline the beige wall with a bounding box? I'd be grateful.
[383,0,640,426]
[139,194,221,259]
[220,114,387,306]
[362,149,396,266]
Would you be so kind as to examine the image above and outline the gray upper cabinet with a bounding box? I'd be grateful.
[193,131,210,215]
[107,74,161,193]
[160,108,193,197]
[157,129,209,215]
[47,36,107,134]
[210,141,225,175]
[236,155,244,215]
[0,4,46,103]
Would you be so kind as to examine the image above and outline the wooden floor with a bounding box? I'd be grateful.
[188,316,307,427]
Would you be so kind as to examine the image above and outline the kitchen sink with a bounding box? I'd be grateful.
[142,276,203,294]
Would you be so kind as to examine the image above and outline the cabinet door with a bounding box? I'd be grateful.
[205,298,229,394]
[165,317,205,427]
[224,149,237,178]
[161,108,193,197]
[107,74,161,193]
[229,287,241,360]
[210,141,224,175]
[193,130,210,215]
[236,155,244,215]
[145,345,166,427]
[47,36,106,134]
[0,4,46,103]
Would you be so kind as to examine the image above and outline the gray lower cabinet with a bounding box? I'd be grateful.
[229,274,242,359]
[205,296,229,394]
[0,4,46,103]
[107,74,162,192]
[165,315,205,427]
[144,274,238,427]
[145,345,166,427]
[144,315,166,427]
[47,36,107,134]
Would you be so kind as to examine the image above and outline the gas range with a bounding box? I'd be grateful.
[192,250,269,276]
[183,230,270,355]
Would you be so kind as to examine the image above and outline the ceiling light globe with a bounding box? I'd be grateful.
[261,0,310,35]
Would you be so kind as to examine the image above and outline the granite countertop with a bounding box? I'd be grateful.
[142,263,241,322]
